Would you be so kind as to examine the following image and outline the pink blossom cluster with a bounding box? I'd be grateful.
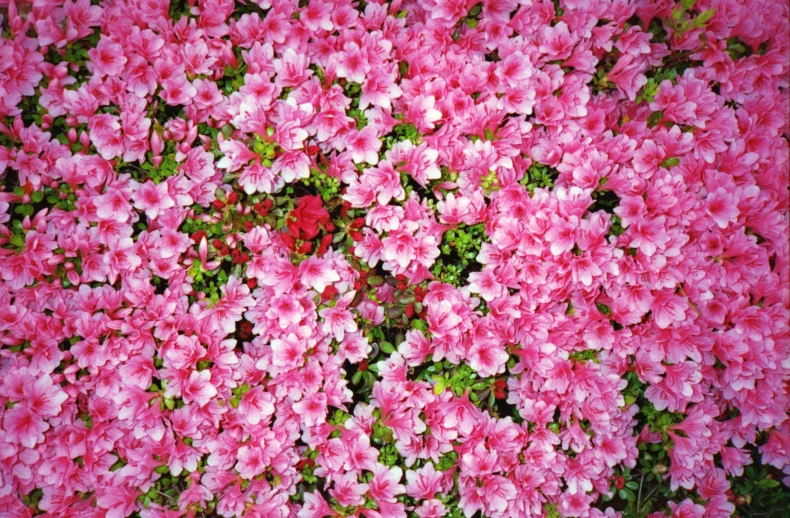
[1,0,789,517]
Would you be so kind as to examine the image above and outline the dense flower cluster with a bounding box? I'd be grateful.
[1,0,789,517]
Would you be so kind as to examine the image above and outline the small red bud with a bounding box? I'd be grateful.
[297,241,313,254]
[321,286,338,301]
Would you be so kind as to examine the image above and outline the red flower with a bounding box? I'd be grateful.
[288,195,330,241]
[493,379,507,399]
[321,285,338,301]
[191,229,207,243]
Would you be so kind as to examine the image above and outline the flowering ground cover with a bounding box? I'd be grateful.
[1,0,790,517]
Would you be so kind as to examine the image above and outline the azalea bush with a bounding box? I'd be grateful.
[1,0,790,517]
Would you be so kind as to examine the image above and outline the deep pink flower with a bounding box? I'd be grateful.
[329,472,368,507]
[132,181,175,220]
[292,392,328,427]
[181,370,217,408]
[3,405,49,448]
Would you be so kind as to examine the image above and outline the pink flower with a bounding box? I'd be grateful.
[238,386,275,425]
[540,22,578,60]
[336,42,369,84]
[606,53,648,101]
[94,187,133,222]
[292,392,328,427]
[633,139,666,176]
[369,463,405,503]
[320,305,358,342]
[669,499,706,518]
[270,333,307,370]
[545,215,579,256]
[705,188,739,229]
[429,0,468,25]
[628,216,670,257]
[651,291,689,329]
[181,370,217,408]
[132,181,175,220]
[2,405,49,448]
[161,76,197,106]
[613,195,647,227]
[346,126,382,165]
[405,95,442,132]
[406,462,445,500]
[236,444,269,479]
[23,374,67,418]
[301,0,333,32]
[360,66,402,110]
[266,294,304,328]
[239,162,281,194]
[88,37,127,77]
[95,486,139,518]
[468,269,505,302]
[468,340,509,378]
[88,114,124,160]
[159,228,190,259]
[557,491,594,517]
[272,150,310,183]
[298,492,333,518]
[330,473,369,507]
[459,475,517,518]
[382,230,417,269]
[414,500,447,518]
[345,433,379,473]
[298,256,340,294]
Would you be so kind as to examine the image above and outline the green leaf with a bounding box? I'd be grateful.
[31,191,44,203]
[379,341,395,355]
[10,235,25,248]
[759,479,780,488]
[434,380,446,395]
[693,8,716,27]
[662,157,680,168]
